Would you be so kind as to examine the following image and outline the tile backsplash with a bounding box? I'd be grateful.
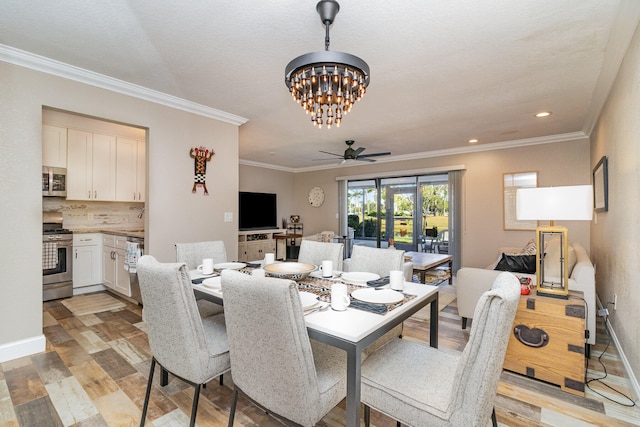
[43,198,144,231]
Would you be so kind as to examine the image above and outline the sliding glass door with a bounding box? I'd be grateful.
[347,173,449,252]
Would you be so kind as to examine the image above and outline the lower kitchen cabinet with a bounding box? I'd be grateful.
[73,234,102,288]
[102,234,131,297]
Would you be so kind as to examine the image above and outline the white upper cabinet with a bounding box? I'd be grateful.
[67,129,116,201]
[116,137,145,202]
[42,124,67,168]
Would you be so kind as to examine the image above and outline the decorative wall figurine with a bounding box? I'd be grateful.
[190,146,215,195]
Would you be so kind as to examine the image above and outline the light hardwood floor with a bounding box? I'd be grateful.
[1,285,638,427]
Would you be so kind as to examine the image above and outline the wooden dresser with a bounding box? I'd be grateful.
[503,290,586,396]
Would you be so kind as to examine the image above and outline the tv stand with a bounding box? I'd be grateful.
[238,229,286,262]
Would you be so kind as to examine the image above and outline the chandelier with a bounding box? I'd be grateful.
[285,0,370,129]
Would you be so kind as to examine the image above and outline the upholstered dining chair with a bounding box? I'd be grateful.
[136,255,230,427]
[297,239,345,271]
[176,240,227,317]
[343,245,410,352]
[344,245,411,280]
[220,269,347,427]
[175,240,227,270]
[361,272,520,427]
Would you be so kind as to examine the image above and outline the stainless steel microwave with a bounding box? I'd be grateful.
[42,166,67,197]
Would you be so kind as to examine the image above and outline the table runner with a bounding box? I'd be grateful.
[198,267,416,315]
[298,277,416,315]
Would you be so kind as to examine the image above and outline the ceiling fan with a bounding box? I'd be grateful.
[314,140,391,164]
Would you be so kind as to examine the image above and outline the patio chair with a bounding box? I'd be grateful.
[435,229,449,254]
[421,226,438,253]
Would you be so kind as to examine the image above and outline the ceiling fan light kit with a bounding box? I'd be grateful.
[285,0,370,129]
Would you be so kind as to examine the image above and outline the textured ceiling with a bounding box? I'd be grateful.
[1,0,637,170]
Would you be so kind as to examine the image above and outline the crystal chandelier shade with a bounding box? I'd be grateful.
[285,0,370,129]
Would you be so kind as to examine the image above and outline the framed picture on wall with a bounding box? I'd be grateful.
[503,171,538,230]
[593,156,608,212]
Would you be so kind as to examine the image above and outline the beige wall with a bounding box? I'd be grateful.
[0,62,239,358]
[291,138,591,268]
[590,22,640,384]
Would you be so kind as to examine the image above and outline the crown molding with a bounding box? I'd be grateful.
[0,44,248,126]
[265,131,588,173]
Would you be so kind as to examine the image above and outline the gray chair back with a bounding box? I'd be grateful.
[175,240,227,270]
[297,239,344,271]
[450,272,520,425]
[349,245,405,278]
[221,270,327,425]
[136,255,228,383]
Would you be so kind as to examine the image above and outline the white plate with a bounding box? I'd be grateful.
[351,288,404,304]
[340,272,380,286]
[199,271,217,277]
[202,277,222,289]
[309,270,341,279]
[213,262,246,271]
[299,291,319,309]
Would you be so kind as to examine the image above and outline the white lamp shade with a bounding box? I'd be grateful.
[516,185,593,221]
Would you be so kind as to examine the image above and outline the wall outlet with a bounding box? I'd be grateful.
[614,294,617,310]
[87,213,94,220]
[224,212,233,222]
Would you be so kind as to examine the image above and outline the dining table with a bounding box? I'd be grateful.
[189,266,439,427]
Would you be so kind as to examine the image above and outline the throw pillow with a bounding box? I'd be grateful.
[494,253,537,274]
[520,239,537,255]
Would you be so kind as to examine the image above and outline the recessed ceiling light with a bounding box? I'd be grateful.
[468,138,478,143]
[535,111,552,118]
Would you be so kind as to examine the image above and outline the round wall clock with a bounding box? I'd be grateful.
[308,186,325,207]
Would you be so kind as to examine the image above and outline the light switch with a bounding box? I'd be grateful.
[224,212,233,222]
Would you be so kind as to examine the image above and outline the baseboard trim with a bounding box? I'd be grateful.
[596,295,640,401]
[0,334,46,363]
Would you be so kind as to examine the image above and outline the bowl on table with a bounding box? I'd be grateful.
[263,262,316,281]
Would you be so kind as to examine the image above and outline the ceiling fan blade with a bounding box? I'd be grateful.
[318,150,343,157]
[358,151,391,158]
[312,157,342,161]
[354,147,366,156]
[339,159,347,165]
[356,157,377,162]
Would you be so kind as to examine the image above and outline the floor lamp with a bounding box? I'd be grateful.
[516,185,593,299]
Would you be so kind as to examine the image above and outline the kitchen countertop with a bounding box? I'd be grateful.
[72,229,145,239]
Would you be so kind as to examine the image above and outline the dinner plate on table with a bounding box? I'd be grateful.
[202,277,222,289]
[213,262,246,271]
[340,272,380,286]
[299,291,319,310]
[309,270,341,279]
[351,288,404,304]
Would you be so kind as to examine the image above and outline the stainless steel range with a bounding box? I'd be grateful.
[43,213,73,301]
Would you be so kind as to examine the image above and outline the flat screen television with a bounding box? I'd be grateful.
[239,192,277,230]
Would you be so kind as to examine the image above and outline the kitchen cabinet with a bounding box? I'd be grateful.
[67,129,116,201]
[115,137,145,201]
[73,234,102,288]
[102,234,130,297]
[42,124,67,168]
